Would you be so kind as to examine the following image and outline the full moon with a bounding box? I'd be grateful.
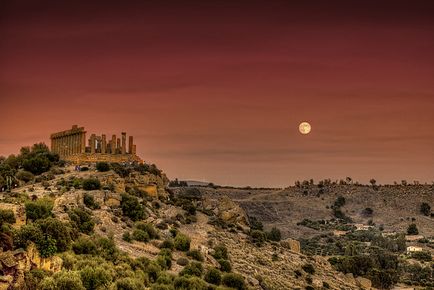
[299,122,311,134]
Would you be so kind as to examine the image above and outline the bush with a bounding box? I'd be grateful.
[82,178,101,190]
[160,239,174,250]
[83,193,100,210]
[68,207,95,234]
[221,273,246,290]
[266,227,282,241]
[420,202,431,216]
[248,216,263,231]
[180,261,204,277]
[36,217,72,252]
[52,270,86,290]
[334,196,346,208]
[16,170,34,182]
[407,224,419,235]
[121,194,146,221]
[80,266,112,290]
[302,264,315,275]
[173,276,207,290]
[218,259,232,272]
[157,249,172,270]
[176,257,189,266]
[132,229,149,242]
[22,156,51,176]
[25,198,53,221]
[204,268,221,285]
[122,232,132,243]
[174,233,191,251]
[0,209,16,225]
[411,251,432,262]
[250,230,266,246]
[72,237,97,255]
[136,222,159,239]
[115,277,144,290]
[362,207,374,217]
[96,162,110,172]
[187,249,204,262]
[212,244,229,260]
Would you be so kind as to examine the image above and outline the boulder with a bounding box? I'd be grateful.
[356,276,372,289]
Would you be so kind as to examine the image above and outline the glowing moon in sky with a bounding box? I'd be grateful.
[299,122,311,134]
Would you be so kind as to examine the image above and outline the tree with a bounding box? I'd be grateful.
[121,194,146,221]
[174,233,191,251]
[36,217,72,252]
[420,202,431,216]
[82,178,101,190]
[80,266,112,290]
[204,268,221,285]
[370,179,377,186]
[25,198,53,221]
[68,208,95,234]
[407,224,419,235]
[96,162,110,172]
[221,273,246,290]
[266,227,282,241]
[0,209,16,225]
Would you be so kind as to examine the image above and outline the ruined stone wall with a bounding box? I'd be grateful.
[64,153,143,164]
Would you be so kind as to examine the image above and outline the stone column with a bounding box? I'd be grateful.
[111,135,116,154]
[121,132,126,154]
[81,132,86,153]
[102,134,107,154]
[132,144,136,155]
[90,134,96,154]
[116,138,121,153]
[128,136,133,154]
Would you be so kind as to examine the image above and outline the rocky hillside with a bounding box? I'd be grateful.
[0,161,367,290]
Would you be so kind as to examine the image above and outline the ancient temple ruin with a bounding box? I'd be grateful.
[50,125,142,164]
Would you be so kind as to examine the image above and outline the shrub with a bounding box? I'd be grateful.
[83,193,100,210]
[115,277,144,290]
[36,217,72,252]
[218,259,232,272]
[80,266,112,290]
[96,162,110,172]
[180,261,204,277]
[204,268,221,285]
[38,234,57,258]
[136,222,159,239]
[72,237,98,255]
[122,232,132,243]
[221,273,246,290]
[334,196,346,208]
[250,230,266,246]
[22,155,51,175]
[212,244,229,260]
[407,224,419,235]
[411,251,432,262]
[121,194,146,221]
[362,207,374,217]
[173,276,207,290]
[52,270,86,290]
[0,209,16,225]
[266,227,282,241]
[82,178,101,190]
[68,207,95,234]
[16,170,34,182]
[176,257,189,266]
[174,233,191,251]
[420,202,431,216]
[302,264,315,275]
[25,198,53,221]
[187,249,204,262]
[248,216,263,231]
[132,229,149,242]
[157,249,172,270]
[160,239,174,250]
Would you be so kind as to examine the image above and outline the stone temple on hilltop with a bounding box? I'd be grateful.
[50,125,143,164]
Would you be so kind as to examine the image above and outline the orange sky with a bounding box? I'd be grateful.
[1,1,434,186]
